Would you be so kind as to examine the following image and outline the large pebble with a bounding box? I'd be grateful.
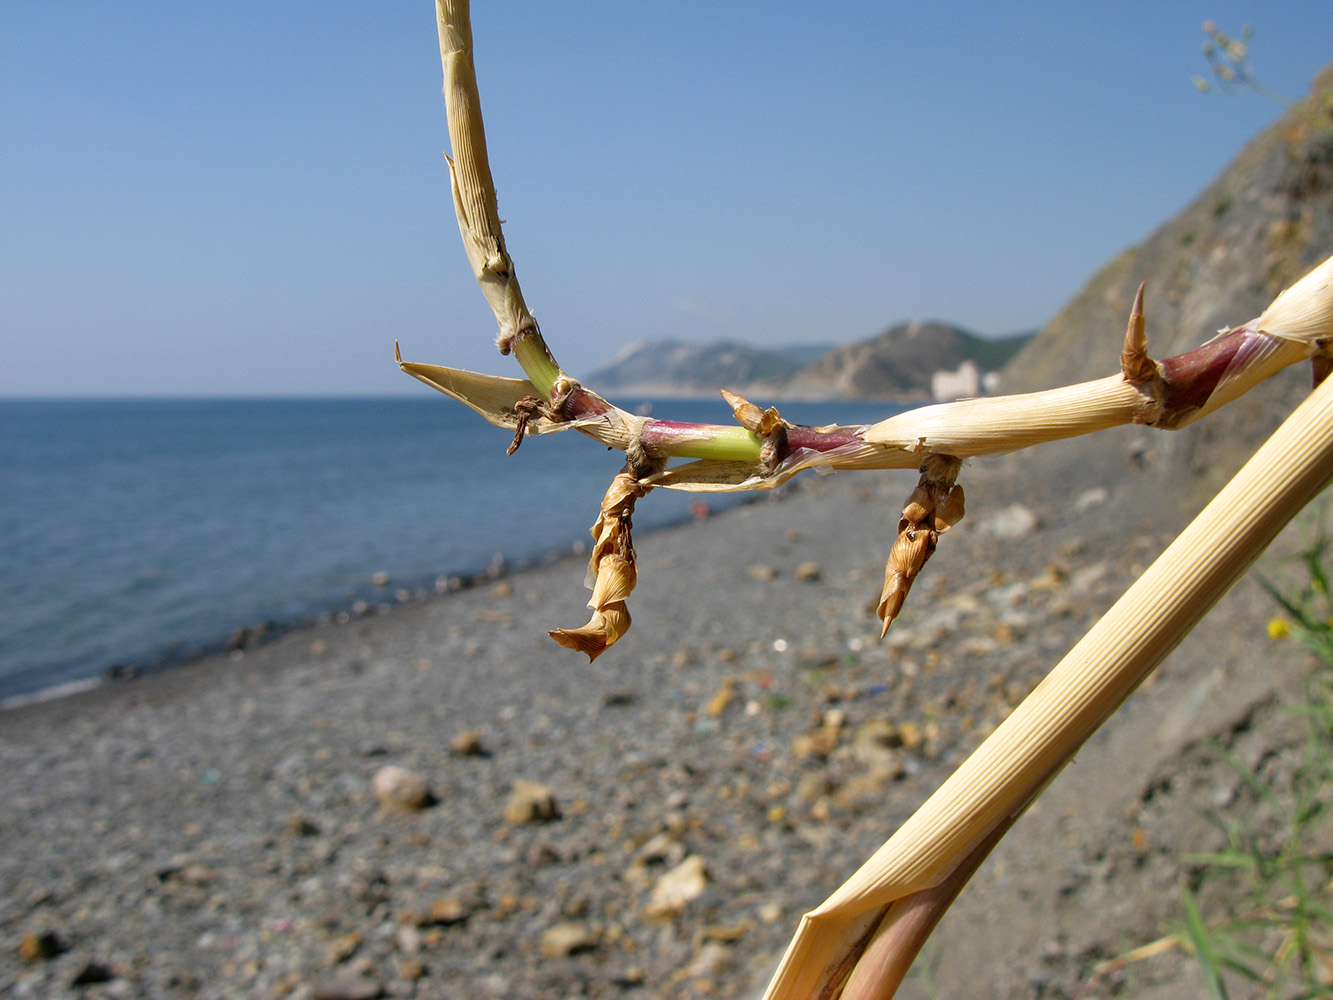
[982,503,1040,539]
[853,718,906,771]
[1073,487,1109,511]
[644,855,708,918]
[18,930,66,962]
[423,896,473,925]
[312,973,385,1000]
[539,921,599,958]
[505,779,559,824]
[371,766,432,812]
[794,562,823,582]
[449,728,486,756]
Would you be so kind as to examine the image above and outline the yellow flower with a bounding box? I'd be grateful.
[1267,618,1291,640]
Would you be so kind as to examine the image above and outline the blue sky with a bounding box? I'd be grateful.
[2,2,1330,397]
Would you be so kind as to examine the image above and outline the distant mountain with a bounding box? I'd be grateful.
[583,327,1031,400]
[771,343,838,368]
[782,322,1031,400]
[583,341,832,397]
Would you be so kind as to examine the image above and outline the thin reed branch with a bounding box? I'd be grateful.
[401,268,1333,488]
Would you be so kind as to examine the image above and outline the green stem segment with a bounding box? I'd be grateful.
[638,419,868,463]
[640,421,764,462]
[510,329,563,400]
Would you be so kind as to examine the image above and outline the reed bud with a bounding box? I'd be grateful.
[722,390,788,471]
[878,457,964,635]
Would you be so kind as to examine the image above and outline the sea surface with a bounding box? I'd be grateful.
[0,396,899,701]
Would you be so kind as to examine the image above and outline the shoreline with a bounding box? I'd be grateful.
[0,487,769,710]
[8,393,882,708]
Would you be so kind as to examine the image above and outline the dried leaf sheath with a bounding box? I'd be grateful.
[549,471,650,661]
[838,814,1017,1000]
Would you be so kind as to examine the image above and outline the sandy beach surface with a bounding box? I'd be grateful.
[2,427,1323,1000]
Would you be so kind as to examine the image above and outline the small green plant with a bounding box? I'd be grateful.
[1175,533,1333,999]
[1193,22,1333,138]
[1195,24,1273,103]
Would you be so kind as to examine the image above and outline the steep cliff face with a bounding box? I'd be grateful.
[1002,67,1333,488]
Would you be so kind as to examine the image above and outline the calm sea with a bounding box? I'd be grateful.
[0,396,895,701]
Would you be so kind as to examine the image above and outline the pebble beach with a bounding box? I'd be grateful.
[2,430,1320,1000]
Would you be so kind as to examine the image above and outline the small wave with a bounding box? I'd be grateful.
[0,676,105,711]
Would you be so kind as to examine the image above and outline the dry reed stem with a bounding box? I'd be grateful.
[762,364,1333,1000]
[428,4,1333,496]
[436,0,539,359]
[400,309,1323,484]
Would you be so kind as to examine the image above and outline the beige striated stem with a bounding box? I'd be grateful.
[861,330,1308,455]
[436,0,563,395]
[863,375,1137,454]
[1255,252,1333,342]
[763,367,1333,999]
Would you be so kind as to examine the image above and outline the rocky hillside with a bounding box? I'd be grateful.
[781,321,1030,400]
[585,327,1030,400]
[1002,66,1333,489]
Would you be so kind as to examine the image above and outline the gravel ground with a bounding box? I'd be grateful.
[2,426,1325,1000]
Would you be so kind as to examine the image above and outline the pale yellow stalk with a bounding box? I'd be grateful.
[436,0,535,351]
[1254,253,1333,342]
[762,358,1333,1000]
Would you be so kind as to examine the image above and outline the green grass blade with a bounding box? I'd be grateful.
[1181,883,1232,1000]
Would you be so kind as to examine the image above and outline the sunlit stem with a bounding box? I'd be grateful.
[641,421,763,462]
[511,331,562,400]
